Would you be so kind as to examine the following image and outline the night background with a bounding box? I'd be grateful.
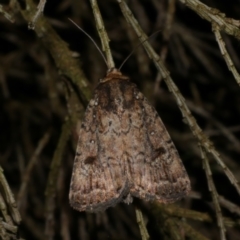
[1,0,240,239]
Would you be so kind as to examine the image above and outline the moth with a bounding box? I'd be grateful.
[69,68,191,212]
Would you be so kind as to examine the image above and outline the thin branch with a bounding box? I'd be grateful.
[0,166,21,239]
[1,220,18,234]
[213,24,240,86]
[153,203,240,228]
[0,166,21,225]
[19,0,92,104]
[17,131,51,211]
[181,221,209,240]
[164,218,184,240]
[190,191,240,217]
[89,0,115,69]
[150,205,186,240]
[218,195,240,216]
[151,205,208,240]
[117,0,240,197]
[0,194,12,225]
[201,147,226,240]
[178,0,240,40]
[186,100,240,153]
[0,219,7,240]
[44,118,73,239]
[135,208,149,240]
[0,4,15,22]
[153,0,176,95]
[28,0,47,29]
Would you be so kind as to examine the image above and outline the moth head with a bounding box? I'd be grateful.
[99,68,129,83]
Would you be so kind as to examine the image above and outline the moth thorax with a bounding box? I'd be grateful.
[100,68,129,83]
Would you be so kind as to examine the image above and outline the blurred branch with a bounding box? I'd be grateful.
[154,0,176,95]
[218,195,240,216]
[0,167,21,225]
[18,130,51,211]
[16,0,92,104]
[44,117,74,239]
[186,100,240,153]
[0,4,15,22]
[201,147,226,240]
[181,221,209,240]
[153,203,240,228]
[135,208,149,240]
[190,191,240,216]
[150,205,195,240]
[164,217,184,240]
[0,166,21,239]
[28,0,47,29]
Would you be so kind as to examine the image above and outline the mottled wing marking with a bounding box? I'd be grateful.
[69,90,128,212]
[128,87,191,202]
[69,69,191,212]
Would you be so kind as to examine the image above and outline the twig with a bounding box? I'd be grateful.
[181,221,209,240]
[155,0,175,61]
[89,0,115,69]
[28,0,47,29]
[150,205,185,240]
[0,4,15,22]
[135,208,149,240]
[117,0,240,197]
[213,24,240,86]
[178,0,240,40]
[0,194,12,225]
[186,100,240,153]
[0,166,21,225]
[0,218,7,240]
[164,218,184,240]
[153,203,240,228]
[153,0,176,95]
[0,166,21,240]
[219,195,240,216]
[151,205,204,240]
[201,147,226,240]
[44,118,73,239]
[153,203,209,220]
[190,191,240,217]
[19,0,92,104]
[172,23,220,78]
[17,131,51,211]
[1,220,18,234]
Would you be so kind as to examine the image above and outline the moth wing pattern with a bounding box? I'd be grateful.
[128,88,191,202]
[69,69,191,212]
[69,93,128,212]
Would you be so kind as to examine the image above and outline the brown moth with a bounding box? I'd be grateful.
[69,68,191,212]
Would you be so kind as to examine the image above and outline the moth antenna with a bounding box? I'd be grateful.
[119,30,163,71]
[68,18,108,68]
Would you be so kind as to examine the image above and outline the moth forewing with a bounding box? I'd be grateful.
[69,68,190,212]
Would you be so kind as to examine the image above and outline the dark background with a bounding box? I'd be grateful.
[1,0,240,239]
